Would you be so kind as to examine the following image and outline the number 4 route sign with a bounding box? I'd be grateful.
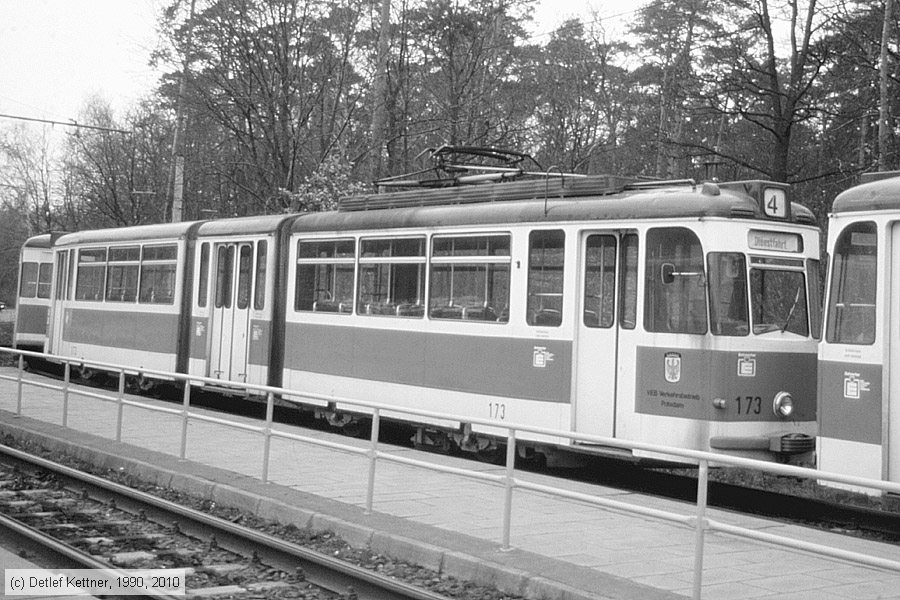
[764,187,788,219]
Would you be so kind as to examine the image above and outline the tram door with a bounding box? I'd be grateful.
[49,249,72,354]
[575,232,621,438]
[890,225,900,483]
[208,242,254,382]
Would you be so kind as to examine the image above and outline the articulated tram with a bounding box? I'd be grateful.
[28,155,823,464]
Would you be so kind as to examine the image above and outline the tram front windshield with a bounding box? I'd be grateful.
[707,252,810,337]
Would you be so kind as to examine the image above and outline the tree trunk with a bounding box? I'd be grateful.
[879,0,894,171]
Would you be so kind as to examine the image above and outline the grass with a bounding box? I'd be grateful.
[0,322,14,365]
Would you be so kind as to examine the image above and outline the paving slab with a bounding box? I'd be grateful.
[1,366,900,599]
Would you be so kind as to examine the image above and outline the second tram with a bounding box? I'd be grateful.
[819,171,900,491]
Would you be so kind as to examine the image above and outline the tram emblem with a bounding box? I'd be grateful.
[533,346,554,368]
[737,353,757,377]
[664,352,682,383]
[843,372,870,400]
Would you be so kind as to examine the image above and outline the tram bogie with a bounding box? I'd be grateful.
[26,149,822,466]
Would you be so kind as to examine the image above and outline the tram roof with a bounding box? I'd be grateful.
[196,213,295,237]
[832,172,900,214]
[54,221,202,247]
[22,233,57,248]
[291,180,816,233]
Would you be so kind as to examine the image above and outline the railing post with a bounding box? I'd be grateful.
[115,369,125,442]
[15,354,24,416]
[692,459,709,600]
[180,381,191,460]
[365,409,381,515]
[62,362,71,427]
[262,392,275,483]
[501,428,517,550]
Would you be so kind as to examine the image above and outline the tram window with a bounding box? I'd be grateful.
[750,269,808,336]
[75,248,107,301]
[54,252,68,301]
[826,222,877,344]
[707,253,749,336]
[19,262,39,298]
[645,228,707,334]
[198,243,210,308]
[527,230,565,327]
[295,238,355,313]
[21,262,52,298]
[619,234,638,329]
[237,245,253,310]
[807,259,822,339]
[583,235,616,328]
[215,245,234,309]
[105,246,140,302]
[37,263,52,299]
[139,244,178,304]
[358,237,425,317]
[429,234,510,322]
[66,249,76,300]
[254,241,267,310]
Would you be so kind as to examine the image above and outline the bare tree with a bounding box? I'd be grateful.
[0,125,56,234]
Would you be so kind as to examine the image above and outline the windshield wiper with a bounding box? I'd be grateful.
[781,286,803,333]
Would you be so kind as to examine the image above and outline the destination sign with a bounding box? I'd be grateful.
[747,230,802,253]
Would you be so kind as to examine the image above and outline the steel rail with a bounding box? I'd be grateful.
[0,444,450,600]
[0,515,178,600]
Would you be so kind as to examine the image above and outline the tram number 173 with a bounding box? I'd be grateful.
[488,402,507,420]
[735,396,762,415]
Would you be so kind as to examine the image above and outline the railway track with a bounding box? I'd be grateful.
[0,444,451,600]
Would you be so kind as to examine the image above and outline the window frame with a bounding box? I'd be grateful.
[825,221,877,345]
[294,238,357,314]
[527,229,566,327]
[357,236,426,318]
[429,232,511,322]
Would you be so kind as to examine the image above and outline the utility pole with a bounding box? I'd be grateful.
[167,0,197,222]
[879,0,894,171]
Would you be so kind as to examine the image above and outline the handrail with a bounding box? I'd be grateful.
[2,346,900,600]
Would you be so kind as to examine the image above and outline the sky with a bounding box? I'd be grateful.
[0,0,644,131]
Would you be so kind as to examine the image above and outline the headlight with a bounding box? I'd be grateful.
[773,391,793,417]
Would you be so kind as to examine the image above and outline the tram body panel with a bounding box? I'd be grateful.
[281,322,573,406]
[57,305,183,372]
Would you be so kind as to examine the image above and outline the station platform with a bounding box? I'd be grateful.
[1,366,899,600]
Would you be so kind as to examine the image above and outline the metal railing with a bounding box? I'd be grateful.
[2,346,900,600]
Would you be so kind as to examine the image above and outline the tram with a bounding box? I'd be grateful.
[818,171,900,491]
[36,148,821,464]
[13,233,57,352]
